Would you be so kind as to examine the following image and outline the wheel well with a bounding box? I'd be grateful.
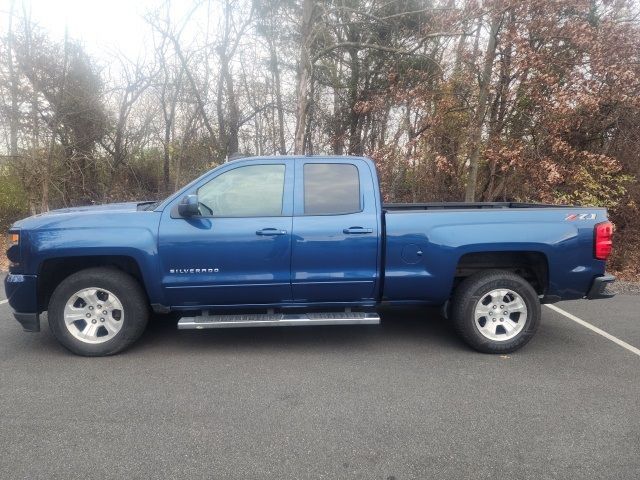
[454,251,548,295]
[38,256,145,312]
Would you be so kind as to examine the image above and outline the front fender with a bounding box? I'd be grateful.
[23,217,164,305]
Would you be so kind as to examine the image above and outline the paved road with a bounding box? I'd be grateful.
[0,279,638,479]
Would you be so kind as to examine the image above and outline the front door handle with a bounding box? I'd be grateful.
[256,228,288,236]
[343,227,373,234]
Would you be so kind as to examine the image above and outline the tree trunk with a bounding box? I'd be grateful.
[347,44,361,155]
[464,13,502,202]
[294,0,315,154]
[7,0,19,157]
[304,77,315,154]
[484,13,514,202]
[221,54,240,155]
[162,88,174,193]
[42,28,69,211]
[267,35,286,155]
[331,81,343,154]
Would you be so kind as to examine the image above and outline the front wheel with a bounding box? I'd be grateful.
[48,267,149,356]
[450,270,541,353]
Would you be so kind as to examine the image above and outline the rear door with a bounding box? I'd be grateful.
[291,158,380,303]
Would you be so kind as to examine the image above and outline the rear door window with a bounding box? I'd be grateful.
[303,163,360,215]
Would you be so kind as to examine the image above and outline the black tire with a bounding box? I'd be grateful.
[450,270,541,353]
[48,267,149,356]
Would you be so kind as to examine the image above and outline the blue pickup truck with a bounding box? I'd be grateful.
[5,156,615,356]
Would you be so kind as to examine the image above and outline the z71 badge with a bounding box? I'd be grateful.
[565,213,596,221]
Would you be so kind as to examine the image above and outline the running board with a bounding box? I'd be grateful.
[177,311,380,330]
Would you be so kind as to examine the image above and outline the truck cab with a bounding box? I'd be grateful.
[158,156,382,309]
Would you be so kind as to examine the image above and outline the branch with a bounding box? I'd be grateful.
[239,102,276,127]
[311,32,464,63]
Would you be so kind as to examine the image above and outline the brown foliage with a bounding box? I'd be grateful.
[0,0,639,278]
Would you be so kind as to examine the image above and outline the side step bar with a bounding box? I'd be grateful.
[177,311,380,330]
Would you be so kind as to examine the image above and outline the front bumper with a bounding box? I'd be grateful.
[13,312,40,332]
[3,274,40,332]
[586,274,616,300]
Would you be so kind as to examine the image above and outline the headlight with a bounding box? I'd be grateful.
[9,231,19,245]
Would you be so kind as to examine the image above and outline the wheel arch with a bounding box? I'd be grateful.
[453,251,549,296]
[38,256,147,312]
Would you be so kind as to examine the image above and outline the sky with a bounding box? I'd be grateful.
[2,0,170,60]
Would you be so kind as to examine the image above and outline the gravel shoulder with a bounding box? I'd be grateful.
[606,280,640,295]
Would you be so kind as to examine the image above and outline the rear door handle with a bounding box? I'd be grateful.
[256,228,288,236]
[343,227,373,234]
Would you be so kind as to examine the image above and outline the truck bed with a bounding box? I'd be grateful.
[381,202,608,305]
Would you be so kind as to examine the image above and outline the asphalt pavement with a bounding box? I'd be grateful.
[1,276,638,479]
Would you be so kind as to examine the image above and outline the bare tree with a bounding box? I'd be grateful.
[464,11,503,202]
[102,56,155,171]
[146,7,221,156]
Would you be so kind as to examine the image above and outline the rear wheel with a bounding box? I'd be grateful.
[48,267,149,356]
[451,270,540,353]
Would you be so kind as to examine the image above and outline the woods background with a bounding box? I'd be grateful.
[0,0,638,278]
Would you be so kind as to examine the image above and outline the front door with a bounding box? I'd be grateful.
[158,160,294,307]
[291,159,380,303]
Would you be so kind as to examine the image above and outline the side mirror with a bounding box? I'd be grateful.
[178,195,200,217]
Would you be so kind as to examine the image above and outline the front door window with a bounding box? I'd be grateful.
[197,164,286,217]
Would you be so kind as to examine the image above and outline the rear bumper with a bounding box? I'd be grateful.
[3,274,40,332]
[586,274,616,300]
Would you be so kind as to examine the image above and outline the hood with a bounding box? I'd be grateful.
[11,202,148,230]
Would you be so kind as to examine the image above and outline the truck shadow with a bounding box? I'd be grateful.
[138,306,468,353]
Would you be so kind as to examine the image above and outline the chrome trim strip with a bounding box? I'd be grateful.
[166,280,373,289]
[166,282,290,289]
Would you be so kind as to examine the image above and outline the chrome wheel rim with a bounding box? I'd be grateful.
[474,289,527,341]
[63,288,124,344]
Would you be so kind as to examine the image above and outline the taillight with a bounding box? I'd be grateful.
[594,221,613,260]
